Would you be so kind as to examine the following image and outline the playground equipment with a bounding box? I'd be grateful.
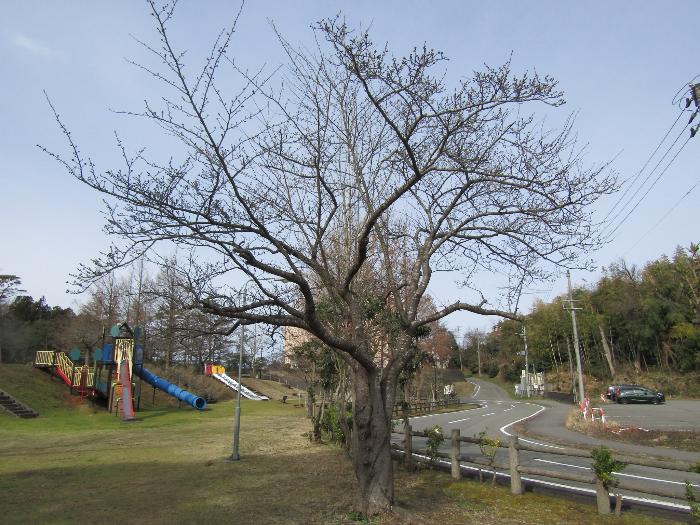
[205,364,269,401]
[34,322,206,419]
[135,366,207,409]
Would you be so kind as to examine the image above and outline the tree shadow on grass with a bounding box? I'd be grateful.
[0,450,357,524]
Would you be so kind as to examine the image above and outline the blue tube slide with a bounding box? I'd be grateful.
[134,366,207,410]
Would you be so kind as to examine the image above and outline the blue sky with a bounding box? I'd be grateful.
[1,1,698,334]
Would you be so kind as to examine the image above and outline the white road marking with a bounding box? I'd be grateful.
[482,412,496,417]
[467,381,480,398]
[448,417,470,424]
[533,459,700,488]
[534,458,589,470]
[499,403,565,450]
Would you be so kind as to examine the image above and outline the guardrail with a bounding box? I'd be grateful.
[391,399,463,418]
[397,425,699,516]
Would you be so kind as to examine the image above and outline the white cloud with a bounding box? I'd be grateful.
[11,34,57,58]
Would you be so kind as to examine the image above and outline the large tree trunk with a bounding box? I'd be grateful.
[351,366,394,515]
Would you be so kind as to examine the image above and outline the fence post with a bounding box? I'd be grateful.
[404,424,413,471]
[595,480,611,514]
[451,428,461,480]
[508,435,523,494]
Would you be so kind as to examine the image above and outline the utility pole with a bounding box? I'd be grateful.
[455,327,464,373]
[476,336,482,377]
[520,326,530,397]
[251,325,257,378]
[563,271,586,403]
[565,338,576,401]
[690,83,700,138]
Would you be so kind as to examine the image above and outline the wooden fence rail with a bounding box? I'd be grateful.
[391,398,463,418]
[398,427,696,516]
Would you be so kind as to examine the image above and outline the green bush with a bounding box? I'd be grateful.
[320,405,352,444]
[424,425,445,466]
[591,446,625,489]
[499,363,520,382]
[686,481,700,524]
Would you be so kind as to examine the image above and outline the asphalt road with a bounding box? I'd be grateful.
[392,378,700,517]
[603,400,700,431]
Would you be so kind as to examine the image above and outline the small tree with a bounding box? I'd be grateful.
[291,340,339,442]
[591,446,625,514]
[476,431,502,485]
[423,425,445,467]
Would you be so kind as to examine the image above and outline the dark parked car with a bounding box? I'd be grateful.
[606,384,640,401]
[615,386,665,404]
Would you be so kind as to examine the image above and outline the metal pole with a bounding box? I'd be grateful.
[456,327,463,373]
[567,271,586,403]
[252,325,257,378]
[232,322,245,461]
[477,337,482,377]
[524,327,529,397]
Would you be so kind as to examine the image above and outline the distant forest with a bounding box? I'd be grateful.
[0,259,270,371]
[460,243,700,381]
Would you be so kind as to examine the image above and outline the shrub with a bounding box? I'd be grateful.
[321,405,352,444]
[476,431,502,485]
[424,425,445,466]
[686,481,700,524]
[591,446,625,489]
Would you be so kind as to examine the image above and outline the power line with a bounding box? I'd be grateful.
[623,178,700,256]
[605,134,693,242]
[600,121,689,237]
[599,109,686,228]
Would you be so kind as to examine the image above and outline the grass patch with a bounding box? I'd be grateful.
[243,377,304,401]
[452,378,476,398]
[390,469,679,524]
[467,374,532,400]
[0,395,357,523]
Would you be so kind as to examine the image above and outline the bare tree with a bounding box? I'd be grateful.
[43,3,614,515]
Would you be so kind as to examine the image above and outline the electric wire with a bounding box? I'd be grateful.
[623,178,700,256]
[598,109,685,229]
[605,134,692,242]
[601,121,689,237]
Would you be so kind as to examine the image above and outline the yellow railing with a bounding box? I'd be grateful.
[56,352,72,380]
[72,366,95,388]
[35,351,55,366]
[35,350,97,390]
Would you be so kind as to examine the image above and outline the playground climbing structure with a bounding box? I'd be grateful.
[34,322,207,418]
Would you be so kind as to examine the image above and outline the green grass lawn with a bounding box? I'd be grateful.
[0,364,683,524]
